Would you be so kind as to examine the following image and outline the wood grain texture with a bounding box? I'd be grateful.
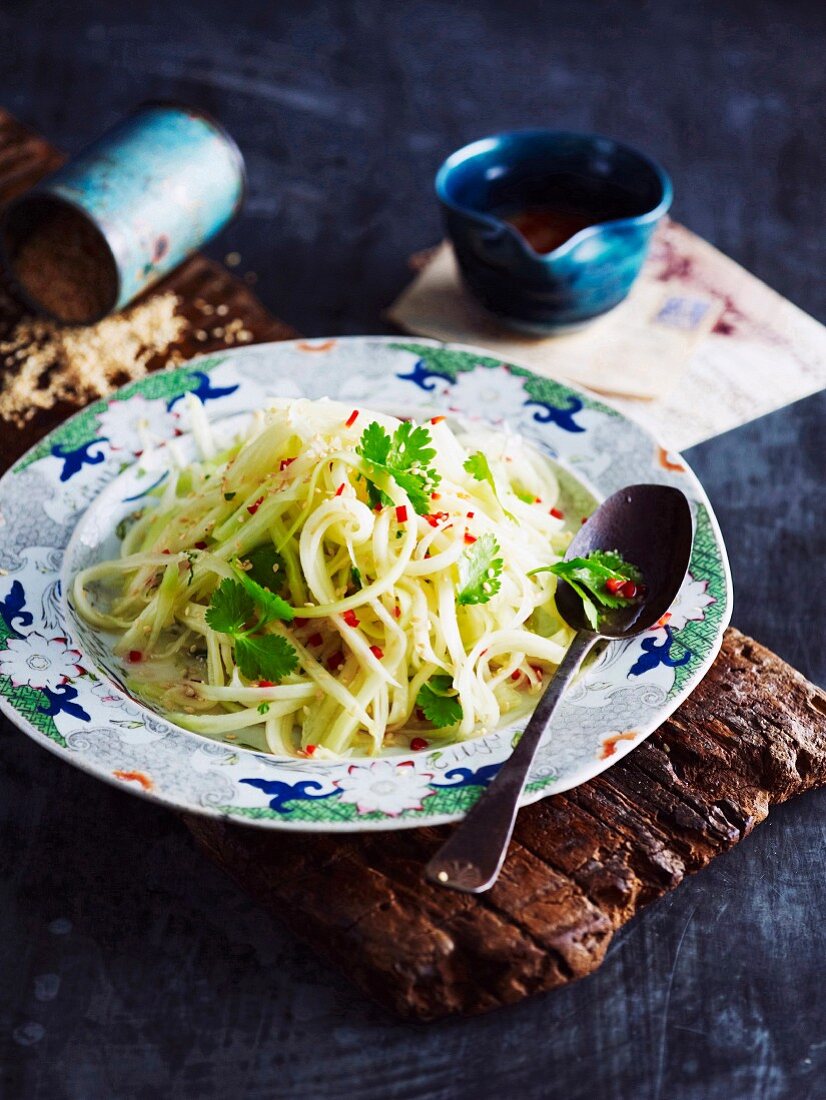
[187,628,826,1020]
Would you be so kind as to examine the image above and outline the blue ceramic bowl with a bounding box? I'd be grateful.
[435,130,672,335]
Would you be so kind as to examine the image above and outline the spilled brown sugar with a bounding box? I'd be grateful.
[0,291,188,427]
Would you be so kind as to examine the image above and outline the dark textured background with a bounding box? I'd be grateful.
[1,1,825,1097]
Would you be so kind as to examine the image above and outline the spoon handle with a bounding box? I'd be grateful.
[425,630,598,893]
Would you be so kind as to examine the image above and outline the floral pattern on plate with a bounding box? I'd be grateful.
[0,338,732,831]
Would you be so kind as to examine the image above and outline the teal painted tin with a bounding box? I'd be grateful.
[2,102,245,323]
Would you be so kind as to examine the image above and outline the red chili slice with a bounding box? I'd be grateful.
[464,532,477,544]
[429,416,445,425]
[369,645,384,660]
[247,497,264,515]
[194,540,207,549]
[345,409,359,427]
[605,577,625,595]
[549,507,564,519]
[425,511,448,527]
[128,650,143,663]
[307,633,324,648]
[342,610,360,628]
[620,580,638,599]
[257,680,275,687]
[305,744,317,756]
[395,505,408,523]
[279,457,296,471]
[410,737,429,751]
[327,651,345,671]
[334,483,345,497]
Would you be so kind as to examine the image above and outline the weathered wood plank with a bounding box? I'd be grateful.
[187,628,826,1020]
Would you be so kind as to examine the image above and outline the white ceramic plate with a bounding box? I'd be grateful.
[0,337,731,830]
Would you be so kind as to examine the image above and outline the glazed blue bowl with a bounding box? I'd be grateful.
[435,130,672,334]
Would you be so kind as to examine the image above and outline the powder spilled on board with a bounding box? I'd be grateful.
[0,291,188,426]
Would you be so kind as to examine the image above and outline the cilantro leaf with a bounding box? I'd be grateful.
[388,421,436,470]
[244,543,285,591]
[235,633,298,682]
[530,549,644,630]
[357,420,440,515]
[350,566,362,590]
[234,568,295,624]
[583,550,643,586]
[391,466,434,516]
[205,579,255,635]
[417,674,463,728]
[463,451,493,486]
[463,451,516,520]
[357,421,392,466]
[457,534,504,605]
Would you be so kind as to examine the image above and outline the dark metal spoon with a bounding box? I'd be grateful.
[425,483,694,894]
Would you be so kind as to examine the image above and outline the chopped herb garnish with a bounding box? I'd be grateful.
[205,576,297,682]
[463,451,516,520]
[350,566,362,590]
[205,578,254,636]
[356,420,440,515]
[235,634,298,683]
[530,549,644,630]
[233,567,295,625]
[223,491,237,501]
[417,674,463,728]
[257,702,271,715]
[457,533,503,605]
[244,543,285,591]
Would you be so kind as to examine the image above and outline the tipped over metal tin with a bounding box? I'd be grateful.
[1,101,245,325]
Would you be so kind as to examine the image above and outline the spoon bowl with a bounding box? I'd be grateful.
[426,483,693,893]
[555,483,694,636]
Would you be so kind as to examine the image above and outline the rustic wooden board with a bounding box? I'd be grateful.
[2,109,822,1028]
[187,628,826,1020]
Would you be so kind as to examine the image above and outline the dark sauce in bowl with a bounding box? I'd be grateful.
[493,177,650,255]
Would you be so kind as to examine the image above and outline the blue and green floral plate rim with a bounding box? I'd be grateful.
[0,337,731,831]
